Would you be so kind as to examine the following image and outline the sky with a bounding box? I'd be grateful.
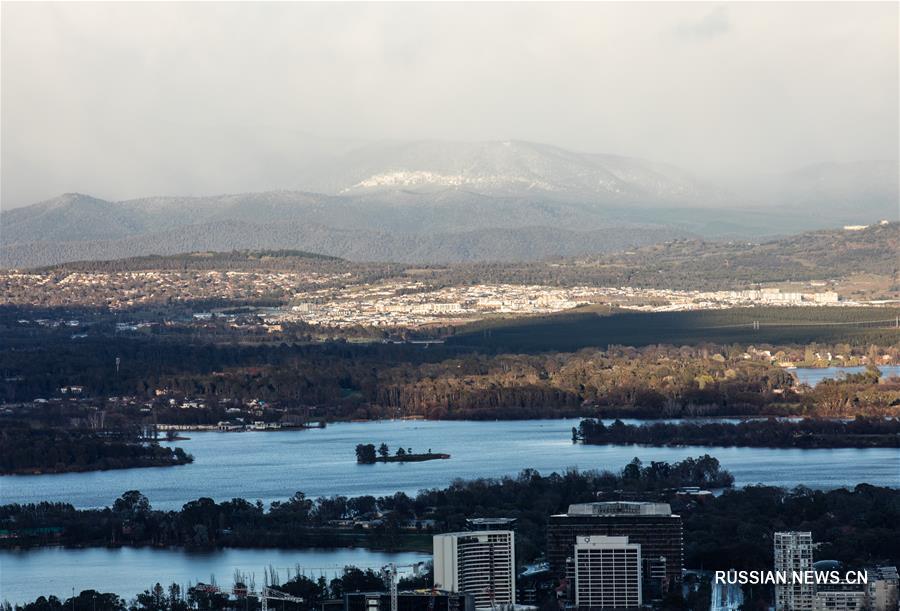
[1,1,898,209]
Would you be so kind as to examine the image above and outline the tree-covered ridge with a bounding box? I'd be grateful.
[0,428,193,474]
[421,222,900,290]
[574,416,900,449]
[40,249,349,273]
[21,222,900,291]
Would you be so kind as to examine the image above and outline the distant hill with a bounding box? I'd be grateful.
[594,221,900,285]
[3,219,689,268]
[2,140,895,268]
[27,223,899,298]
[765,160,899,222]
[421,222,900,290]
[46,249,345,272]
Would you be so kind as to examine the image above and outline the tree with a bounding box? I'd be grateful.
[623,457,642,481]
[378,443,389,459]
[113,491,151,517]
[133,584,166,611]
[355,444,376,464]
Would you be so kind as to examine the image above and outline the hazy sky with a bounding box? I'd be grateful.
[2,2,898,208]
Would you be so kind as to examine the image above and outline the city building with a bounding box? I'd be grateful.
[434,531,516,610]
[466,518,517,531]
[774,532,815,611]
[866,566,899,611]
[813,590,866,611]
[547,502,682,599]
[572,535,642,610]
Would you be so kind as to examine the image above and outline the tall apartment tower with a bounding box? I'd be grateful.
[573,535,643,610]
[774,532,815,611]
[433,531,516,610]
[547,502,682,599]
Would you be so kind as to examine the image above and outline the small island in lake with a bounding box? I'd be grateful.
[355,443,450,464]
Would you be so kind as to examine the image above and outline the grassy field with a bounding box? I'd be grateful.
[448,306,900,352]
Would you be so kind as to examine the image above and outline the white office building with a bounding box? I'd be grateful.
[434,531,516,610]
[573,535,642,610]
[774,532,815,611]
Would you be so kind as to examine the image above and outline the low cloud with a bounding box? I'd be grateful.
[674,6,731,41]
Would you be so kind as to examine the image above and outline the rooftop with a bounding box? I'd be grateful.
[558,501,673,517]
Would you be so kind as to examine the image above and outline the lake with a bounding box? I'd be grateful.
[792,364,900,386]
[2,419,898,511]
[0,546,430,604]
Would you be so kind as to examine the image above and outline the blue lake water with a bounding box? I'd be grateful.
[0,546,430,604]
[2,419,897,512]
[1,418,898,604]
[791,364,900,386]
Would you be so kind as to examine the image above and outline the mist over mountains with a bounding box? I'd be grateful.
[2,140,896,268]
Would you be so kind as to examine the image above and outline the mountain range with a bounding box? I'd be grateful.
[2,140,896,267]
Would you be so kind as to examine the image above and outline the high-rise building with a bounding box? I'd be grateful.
[573,535,642,610]
[547,502,682,598]
[434,531,516,610]
[774,532,815,611]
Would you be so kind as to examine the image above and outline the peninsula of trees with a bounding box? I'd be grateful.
[573,416,900,449]
[0,428,193,475]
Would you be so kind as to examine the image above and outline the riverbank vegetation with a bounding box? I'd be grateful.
[574,416,900,449]
[0,428,193,475]
[0,456,731,553]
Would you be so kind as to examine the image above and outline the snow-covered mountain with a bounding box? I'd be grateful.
[295,139,722,204]
[2,140,895,267]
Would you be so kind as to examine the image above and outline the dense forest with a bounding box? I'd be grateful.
[3,333,899,421]
[574,416,900,449]
[0,428,192,474]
